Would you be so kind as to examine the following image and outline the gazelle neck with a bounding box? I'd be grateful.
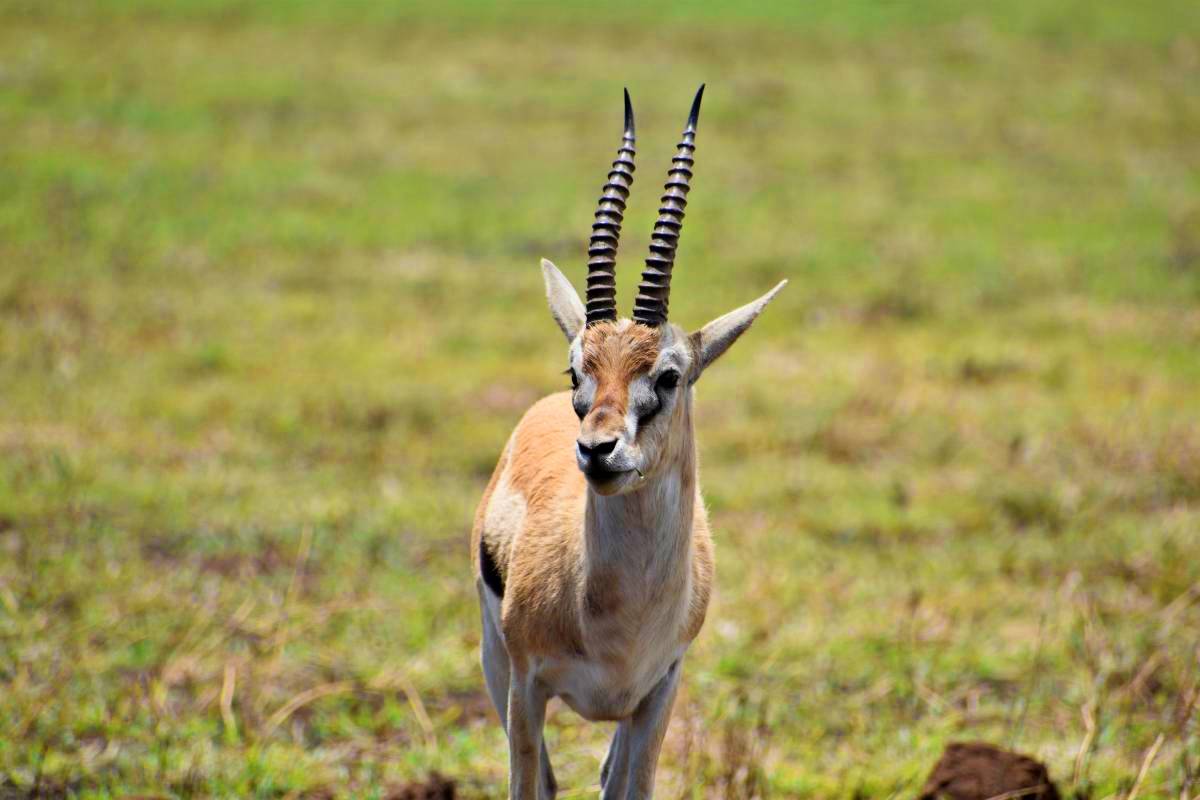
[583,400,697,570]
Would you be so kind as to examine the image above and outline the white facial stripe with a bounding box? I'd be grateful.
[568,337,595,417]
[573,373,596,418]
[652,343,689,379]
[624,400,640,440]
[569,337,583,370]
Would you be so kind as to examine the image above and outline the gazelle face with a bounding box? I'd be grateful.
[536,87,786,497]
[567,320,693,496]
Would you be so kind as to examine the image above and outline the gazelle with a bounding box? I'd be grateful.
[471,86,786,799]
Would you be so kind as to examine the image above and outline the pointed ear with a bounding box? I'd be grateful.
[541,258,585,341]
[690,280,787,377]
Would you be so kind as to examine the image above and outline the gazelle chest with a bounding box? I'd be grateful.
[540,565,692,722]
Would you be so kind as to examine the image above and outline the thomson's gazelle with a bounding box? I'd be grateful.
[471,86,786,799]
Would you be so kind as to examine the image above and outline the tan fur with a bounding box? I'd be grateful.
[582,322,659,390]
[491,99,786,796]
[472,317,749,799]
[473,394,584,661]
[472,387,714,671]
[579,321,660,443]
[685,517,713,641]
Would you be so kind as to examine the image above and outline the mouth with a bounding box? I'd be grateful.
[582,465,645,493]
[584,465,632,482]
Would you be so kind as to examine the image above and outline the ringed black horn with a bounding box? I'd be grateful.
[632,84,704,328]
[585,89,637,326]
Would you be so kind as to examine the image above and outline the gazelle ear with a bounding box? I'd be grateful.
[690,280,787,378]
[541,258,585,341]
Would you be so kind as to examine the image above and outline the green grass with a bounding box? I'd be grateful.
[1,1,1199,797]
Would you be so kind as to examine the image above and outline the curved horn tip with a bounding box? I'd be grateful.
[686,84,705,132]
[623,88,635,138]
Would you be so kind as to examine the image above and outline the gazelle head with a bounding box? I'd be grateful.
[541,87,786,496]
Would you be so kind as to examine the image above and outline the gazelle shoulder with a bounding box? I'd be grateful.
[471,392,585,580]
[504,392,586,512]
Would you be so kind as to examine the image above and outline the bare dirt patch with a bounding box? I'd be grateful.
[918,742,1060,800]
[384,773,456,800]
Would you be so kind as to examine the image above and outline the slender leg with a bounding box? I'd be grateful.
[478,584,556,798]
[508,667,549,800]
[539,740,558,800]
[622,661,682,799]
[478,584,511,728]
[599,721,630,800]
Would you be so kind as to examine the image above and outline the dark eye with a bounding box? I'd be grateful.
[656,370,680,391]
[567,369,579,391]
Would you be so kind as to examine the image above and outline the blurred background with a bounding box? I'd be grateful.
[2,1,1199,797]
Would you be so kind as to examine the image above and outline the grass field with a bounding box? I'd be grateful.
[2,1,1199,797]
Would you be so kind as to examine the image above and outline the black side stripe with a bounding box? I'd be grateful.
[480,538,505,598]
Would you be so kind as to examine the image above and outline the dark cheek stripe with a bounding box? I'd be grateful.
[637,397,663,426]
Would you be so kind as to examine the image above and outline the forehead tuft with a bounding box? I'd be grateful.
[581,321,660,379]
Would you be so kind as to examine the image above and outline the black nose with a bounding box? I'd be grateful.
[577,437,618,459]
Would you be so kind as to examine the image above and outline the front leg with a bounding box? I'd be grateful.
[602,663,686,799]
[621,660,682,799]
[600,721,630,799]
[507,667,549,800]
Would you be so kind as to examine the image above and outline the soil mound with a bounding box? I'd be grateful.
[919,741,1060,800]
